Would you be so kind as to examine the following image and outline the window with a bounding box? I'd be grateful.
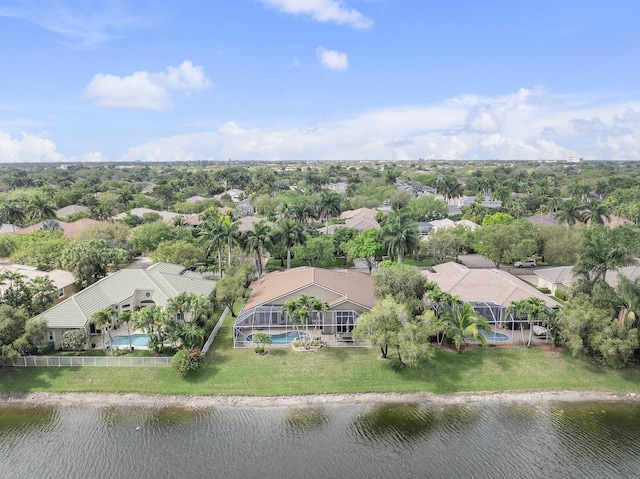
[58,288,65,298]
[336,311,355,333]
[48,331,54,342]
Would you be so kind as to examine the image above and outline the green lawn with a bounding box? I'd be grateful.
[1,313,640,397]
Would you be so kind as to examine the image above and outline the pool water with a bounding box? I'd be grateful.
[246,331,311,345]
[467,331,510,343]
[106,333,150,348]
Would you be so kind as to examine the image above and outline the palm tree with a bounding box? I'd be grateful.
[380,210,420,263]
[200,217,226,277]
[278,219,306,269]
[166,292,193,321]
[188,294,213,326]
[115,311,133,351]
[554,199,583,226]
[28,194,57,222]
[181,322,205,348]
[616,275,640,329]
[436,175,463,205]
[574,226,634,288]
[580,200,611,225]
[242,220,272,277]
[522,297,549,348]
[91,307,116,354]
[219,215,240,267]
[318,189,342,234]
[441,302,490,352]
[29,276,58,314]
[0,202,25,230]
[117,188,134,210]
[282,294,328,350]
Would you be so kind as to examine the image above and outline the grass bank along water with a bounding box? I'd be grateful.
[1,315,640,397]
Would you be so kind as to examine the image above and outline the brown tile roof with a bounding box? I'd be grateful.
[424,262,560,308]
[14,218,104,239]
[339,208,378,220]
[244,267,375,310]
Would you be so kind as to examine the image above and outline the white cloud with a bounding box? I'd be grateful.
[258,0,373,29]
[0,131,64,162]
[83,61,212,110]
[120,88,640,163]
[0,0,156,49]
[316,47,348,70]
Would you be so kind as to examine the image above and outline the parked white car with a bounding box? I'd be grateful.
[514,259,537,268]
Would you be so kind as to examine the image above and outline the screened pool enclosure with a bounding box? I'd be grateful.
[233,305,367,348]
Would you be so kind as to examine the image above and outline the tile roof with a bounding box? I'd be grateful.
[244,267,375,310]
[13,218,103,239]
[340,208,378,220]
[56,204,89,218]
[534,266,573,285]
[34,263,215,329]
[114,208,182,222]
[0,264,75,294]
[424,262,560,308]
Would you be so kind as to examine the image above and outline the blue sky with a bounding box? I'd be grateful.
[1,0,639,163]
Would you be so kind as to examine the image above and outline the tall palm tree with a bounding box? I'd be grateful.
[554,199,583,226]
[200,217,226,277]
[29,276,58,314]
[181,321,205,348]
[28,194,57,222]
[278,219,306,269]
[522,297,549,348]
[580,200,611,225]
[115,311,133,351]
[219,215,240,267]
[1,202,25,230]
[436,175,463,205]
[242,220,272,277]
[318,189,342,234]
[380,210,420,263]
[91,307,116,354]
[616,275,640,329]
[441,302,490,352]
[166,291,193,321]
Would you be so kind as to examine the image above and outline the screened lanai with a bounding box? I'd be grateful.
[233,304,365,348]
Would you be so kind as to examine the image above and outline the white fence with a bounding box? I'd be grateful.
[13,355,172,367]
[201,306,229,356]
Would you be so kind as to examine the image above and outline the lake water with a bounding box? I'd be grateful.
[2,400,640,478]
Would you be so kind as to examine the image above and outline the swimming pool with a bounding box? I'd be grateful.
[481,331,510,342]
[246,331,311,345]
[106,334,150,348]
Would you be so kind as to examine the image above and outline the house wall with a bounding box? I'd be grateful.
[53,283,80,305]
[536,277,566,296]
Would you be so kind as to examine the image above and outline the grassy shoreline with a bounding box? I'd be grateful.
[1,314,640,397]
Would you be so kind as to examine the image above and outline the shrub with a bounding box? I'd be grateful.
[555,290,567,301]
[61,329,89,352]
[537,287,551,294]
[172,347,204,377]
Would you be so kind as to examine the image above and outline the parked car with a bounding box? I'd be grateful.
[514,259,537,268]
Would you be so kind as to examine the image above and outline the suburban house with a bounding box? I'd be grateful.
[33,262,216,349]
[424,262,560,328]
[535,261,640,295]
[233,267,375,348]
[13,218,103,239]
[0,264,77,304]
[114,208,183,224]
[216,188,245,202]
[322,208,380,234]
[417,218,478,237]
[55,204,89,219]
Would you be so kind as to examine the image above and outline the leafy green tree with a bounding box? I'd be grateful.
[346,228,382,273]
[10,231,69,271]
[151,240,206,268]
[0,304,27,346]
[474,220,538,268]
[425,224,474,263]
[291,235,335,267]
[406,196,448,221]
[215,268,247,317]
[539,224,583,265]
[129,221,175,254]
[282,294,328,350]
[481,212,514,226]
[75,222,132,250]
[371,262,428,317]
[61,329,89,352]
[61,239,126,288]
[251,332,272,353]
[352,296,405,359]
[331,226,359,257]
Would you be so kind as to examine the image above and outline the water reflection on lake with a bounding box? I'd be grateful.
[1,400,640,479]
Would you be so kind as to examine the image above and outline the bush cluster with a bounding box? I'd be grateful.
[172,347,204,377]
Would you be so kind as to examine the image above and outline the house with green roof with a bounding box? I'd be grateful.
[34,262,216,349]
